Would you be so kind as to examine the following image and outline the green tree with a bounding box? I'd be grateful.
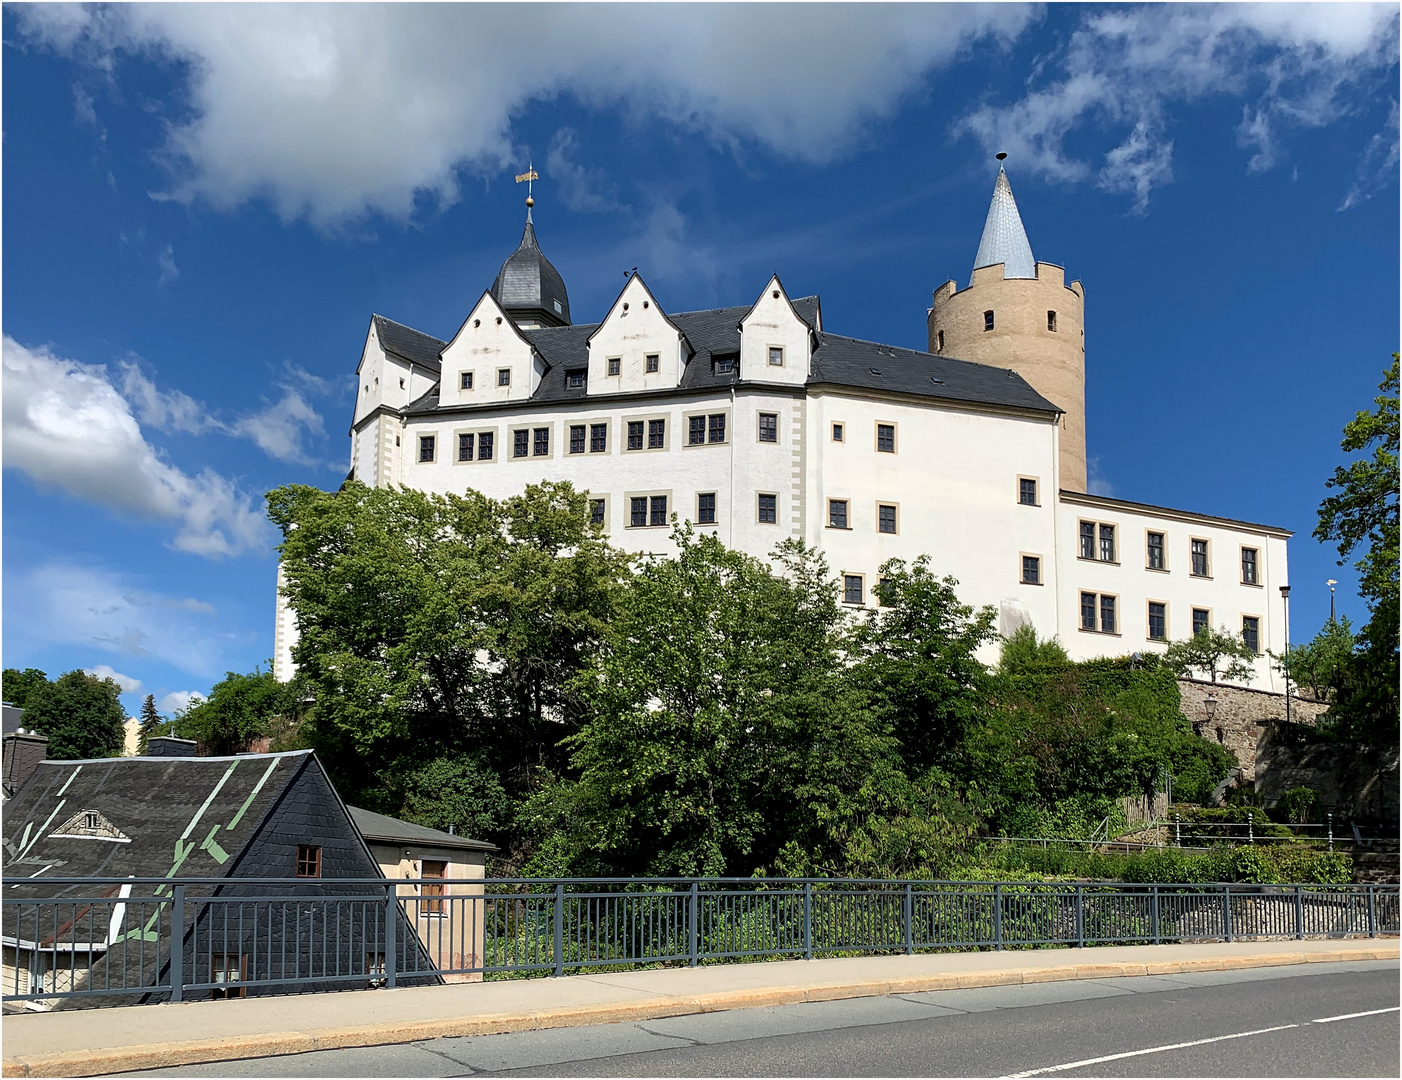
[1163,625,1259,684]
[997,624,1070,675]
[172,669,289,756]
[24,670,126,760]
[268,479,627,849]
[398,752,514,846]
[136,693,165,753]
[1314,356,1399,743]
[1271,616,1356,703]
[2,668,50,709]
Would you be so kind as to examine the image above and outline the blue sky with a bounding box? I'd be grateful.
[4,3,1398,717]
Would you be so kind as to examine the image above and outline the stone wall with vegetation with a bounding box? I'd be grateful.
[1176,678,1330,781]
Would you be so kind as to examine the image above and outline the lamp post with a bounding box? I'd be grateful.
[1327,579,1337,623]
[1203,691,1217,739]
[1280,584,1291,726]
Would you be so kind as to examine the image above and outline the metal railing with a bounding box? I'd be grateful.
[3,878,1396,1007]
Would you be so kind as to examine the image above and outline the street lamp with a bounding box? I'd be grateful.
[1202,691,1217,737]
[1327,579,1337,623]
[1280,584,1292,725]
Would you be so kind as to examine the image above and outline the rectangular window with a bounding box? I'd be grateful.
[210,954,246,1000]
[1079,521,1095,560]
[715,355,735,374]
[1193,608,1210,637]
[627,420,644,450]
[645,353,659,373]
[478,432,494,460]
[689,416,706,445]
[1191,538,1209,577]
[1022,555,1041,585]
[758,413,778,442]
[1100,595,1117,635]
[607,357,621,376]
[418,436,436,463]
[569,425,585,454]
[296,844,321,879]
[420,859,446,916]
[769,346,784,367]
[1242,616,1261,654]
[828,499,849,529]
[513,429,529,458]
[832,422,844,442]
[1099,524,1116,562]
[697,492,716,525]
[843,575,864,605]
[648,419,665,449]
[567,370,586,389]
[1241,547,1259,585]
[533,427,550,456]
[1047,310,1058,332]
[1148,602,1167,641]
[876,576,892,605]
[758,493,777,524]
[878,504,897,534]
[1081,593,1117,633]
[1081,592,1097,631]
[983,310,995,331]
[649,495,668,527]
[1019,478,1038,506]
[590,423,607,452]
[497,368,511,386]
[708,414,726,443]
[589,499,605,526]
[1147,531,1165,570]
[460,371,473,390]
[458,433,474,462]
[876,423,896,453]
[630,497,647,527]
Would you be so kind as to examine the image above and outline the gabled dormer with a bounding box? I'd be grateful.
[586,274,690,395]
[738,275,813,386]
[354,315,444,426]
[439,290,545,406]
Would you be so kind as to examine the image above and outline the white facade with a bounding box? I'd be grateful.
[275,199,1292,691]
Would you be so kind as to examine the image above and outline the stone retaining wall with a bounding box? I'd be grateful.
[1177,679,1330,781]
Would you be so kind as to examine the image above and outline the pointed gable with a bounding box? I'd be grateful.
[585,273,690,395]
[738,274,812,386]
[439,290,542,404]
[972,165,1036,282]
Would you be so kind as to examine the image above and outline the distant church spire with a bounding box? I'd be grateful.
[972,154,1036,283]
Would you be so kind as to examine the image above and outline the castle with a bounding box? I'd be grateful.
[274,162,1290,690]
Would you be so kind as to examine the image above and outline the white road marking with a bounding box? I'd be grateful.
[1005,1024,1299,1077]
[1313,1006,1400,1024]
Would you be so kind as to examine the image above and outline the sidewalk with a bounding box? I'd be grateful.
[3,938,1397,1077]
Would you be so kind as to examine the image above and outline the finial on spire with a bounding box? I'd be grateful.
[996,152,1007,162]
[515,163,539,221]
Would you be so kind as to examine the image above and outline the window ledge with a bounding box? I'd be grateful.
[1077,556,1121,566]
[1020,580,1044,586]
[1078,627,1123,637]
[1241,581,1263,588]
[826,525,853,531]
[1190,573,1213,580]
[1145,566,1170,573]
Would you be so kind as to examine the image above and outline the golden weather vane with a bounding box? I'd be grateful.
[515,163,538,209]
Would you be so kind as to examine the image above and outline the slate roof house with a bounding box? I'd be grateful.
[2,750,434,1008]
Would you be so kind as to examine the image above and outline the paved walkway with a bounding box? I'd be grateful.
[3,938,1397,1077]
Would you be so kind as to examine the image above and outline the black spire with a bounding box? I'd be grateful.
[491,205,571,328]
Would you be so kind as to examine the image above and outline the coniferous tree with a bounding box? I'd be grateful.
[137,694,164,754]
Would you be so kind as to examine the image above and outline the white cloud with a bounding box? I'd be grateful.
[120,359,218,435]
[229,389,326,466]
[85,665,143,694]
[956,4,1399,212]
[1339,98,1400,210]
[156,242,180,286]
[159,690,204,715]
[12,3,1033,228]
[9,562,229,677]
[3,336,270,557]
[546,127,620,214]
[73,82,97,127]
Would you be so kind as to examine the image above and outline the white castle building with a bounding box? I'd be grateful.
[274,164,1291,689]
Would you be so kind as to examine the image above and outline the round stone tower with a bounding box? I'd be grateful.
[928,159,1086,492]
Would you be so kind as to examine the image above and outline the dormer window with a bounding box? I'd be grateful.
[646,354,659,373]
[1047,310,1058,332]
[769,346,784,367]
[714,354,735,374]
[566,370,586,389]
[84,811,100,830]
[460,372,473,390]
[553,299,563,314]
[983,311,995,332]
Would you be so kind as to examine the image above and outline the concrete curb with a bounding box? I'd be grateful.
[4,945,1397,1077]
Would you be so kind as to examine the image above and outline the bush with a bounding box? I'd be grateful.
[968,841,1352,885]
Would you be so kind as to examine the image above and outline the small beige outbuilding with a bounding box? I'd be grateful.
[347,806,497,983]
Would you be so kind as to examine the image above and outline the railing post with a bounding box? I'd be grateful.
[903,883,913,955]
[1151,885,1160,945]
[1327,812,1333,852]
[1174,812,1180,847]
[1367,885,1377,939]
[384,882,397,989]
[1223,885,1233,943]
[994,884,1003,951]
[688,882,699,967]
[1295,885,1303,940]
[553,882,564,977]
[803,882,813,960]
[1248,811,1254,845]
[169,885,185,1003]
[1075,886,1084,948]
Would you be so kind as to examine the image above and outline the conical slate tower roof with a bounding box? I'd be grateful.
[491,211,571,327]
[971,165,1036,283]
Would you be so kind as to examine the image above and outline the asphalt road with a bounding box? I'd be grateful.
[129,959,1399,1078]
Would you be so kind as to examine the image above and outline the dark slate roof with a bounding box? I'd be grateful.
[374,314,445,371]
[1,751,314,898]
[348,805,497,853]
[810,333,1058,413]
[491,218,571,326]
